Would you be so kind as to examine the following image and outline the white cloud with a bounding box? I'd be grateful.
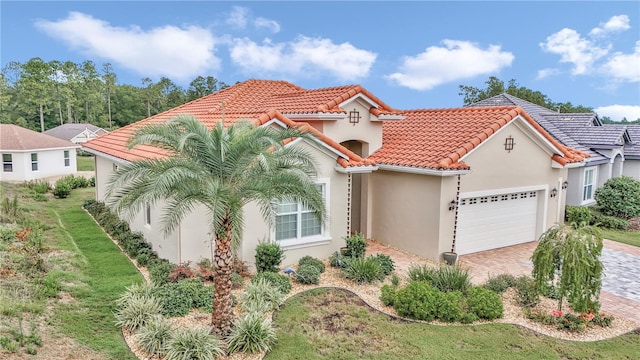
[539,28,609,75]
[226,6,248,29]
[595,105,640,121]
[536,68,562,79]
[35,12,219,80]
[385,40,514,91]
[254,17,280,33]
[602,41,640,82]
[229,36,376,81]
[590,15,630,36]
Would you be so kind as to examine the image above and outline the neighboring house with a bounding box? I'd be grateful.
[44,123,109,144]
[0,124,80,182]
[83,80,586,267]
[469,94,639,206]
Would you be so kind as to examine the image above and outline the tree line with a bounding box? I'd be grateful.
[1,57,229,132]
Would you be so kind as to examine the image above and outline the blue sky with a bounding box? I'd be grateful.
[2,1,639,120]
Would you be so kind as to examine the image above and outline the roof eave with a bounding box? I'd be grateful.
[377,163,471,176]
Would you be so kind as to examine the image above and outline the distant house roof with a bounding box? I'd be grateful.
[369,106,587,170]
[623,124,640,159]
[83,79,401,169]
[44,123,108,141]
[1,124,80,151]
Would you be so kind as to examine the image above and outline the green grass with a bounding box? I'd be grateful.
[76,155,95,171]
[266,288,640,360]
[601,228,640,247]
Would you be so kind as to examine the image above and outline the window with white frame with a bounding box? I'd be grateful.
[145,204,151,226]
[31,153,38,171]
[583,168,596,202]
[275,182,326,242]
[2,154,12,172]
[64,150,70,167]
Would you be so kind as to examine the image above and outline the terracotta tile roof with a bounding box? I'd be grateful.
[83,79,388,168]
[0,124,79,151]
[369,106,587,170]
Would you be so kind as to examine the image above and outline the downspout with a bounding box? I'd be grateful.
[451,174,461,253]
[178,223,182,264]
[556,177,562,224]
[346,172,352,237]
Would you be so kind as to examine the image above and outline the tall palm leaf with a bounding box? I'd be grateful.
[106,114,325,334]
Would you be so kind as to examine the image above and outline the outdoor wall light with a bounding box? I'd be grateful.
[448,200,457,211]
[550,188,558,198]
[562,181,569,189]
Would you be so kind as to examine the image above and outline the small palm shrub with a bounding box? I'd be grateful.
[407,264,435,282]
[242,278,284,312]
[372,253,395,276]
[164,326,225,360]
[483,273,517,294]
[251,272,291,294]
[429,265,471,294]
[114,295,162,332]
[134,315,174,357]
[255,242,284,273]
[435,291,465,323]
[298,255,325,273]
[393,281,440,321]
[344,256,382,284]
[466,286,504,320]
[344,233,367,258]
[295,264,321,284]
[227,312,277,354]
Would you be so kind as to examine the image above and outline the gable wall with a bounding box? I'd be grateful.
[319,100,383,156]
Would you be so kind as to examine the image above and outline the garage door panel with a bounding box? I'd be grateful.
[456,191,538,255]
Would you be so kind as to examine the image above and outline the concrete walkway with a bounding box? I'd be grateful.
[366,238,640,325]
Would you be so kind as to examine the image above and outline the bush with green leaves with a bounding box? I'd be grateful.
[114,295,162,332]
[164,326,225,360]
[429,265,471,294]
[483,273,516,294]
[343,256,382,284]
[121,281,158,300]
[466,286,504,320]
[155,279,213,317]
[251,271,291,294]
[513,275,540,308]
[372,253,395,276]
[565,206,592,226]
[255,241,284,273]
[591,211,629,230]
[52,179,71,198]
[231,272,244,289]
[329,251,348,268]
[393,281,440,321]
[380,284,397,306]
[435,291,465,323]
[595,176,640,219]
[298,255,325,273]
[26,179,50,194]
[227,312,277,354]
[148,258,177,285]
[407,264,435,283]
[134,315,174,357]
[295,264,321,285]
[344,233,367,258]
[242,278,285,313]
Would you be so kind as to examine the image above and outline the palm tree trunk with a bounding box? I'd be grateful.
[211,217,234,335]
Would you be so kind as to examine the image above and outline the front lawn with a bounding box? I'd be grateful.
[267,288,640,360]
[601,228,640,247]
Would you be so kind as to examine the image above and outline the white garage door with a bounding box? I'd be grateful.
[456,191,538,255]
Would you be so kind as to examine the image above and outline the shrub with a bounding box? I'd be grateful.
[329,251,348,268]
[459,312,479,324]
[155,279,213,317]
[26,179,50,194]
[242,278,284,312]
[298,255,325,273]
[380,284,397,306]
[372,253,395,276]
[344,256,382,284]
[231,272,244,289]
[393,281,440,321]
[344,233,367,258]
[197,258,215,282]
[251,272,291,295]
[595,176,640,219]
[255,242,284,273]
[168,262,196,283]
[565,206,592,227]
[148,259,176,285]
[466,286,504,320]
[52,179,71,198]
[136,252,152,266]
[483,274,516,294]
[120,282,158,300]
[114,295,162,332]
[295,264,321,285]
[407,264,435,283]
[591,211,629,230]
[513,276,540,307]
[429,265,471,294]
[164,326,225,360]
[436,291,465,323]
[227,313,277,354]
[134,316,174,357]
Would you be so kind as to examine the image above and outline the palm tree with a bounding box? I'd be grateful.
[106,114,325,335]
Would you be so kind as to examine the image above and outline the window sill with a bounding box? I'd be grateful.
[278,236,332,251]
[580,199,596,206]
